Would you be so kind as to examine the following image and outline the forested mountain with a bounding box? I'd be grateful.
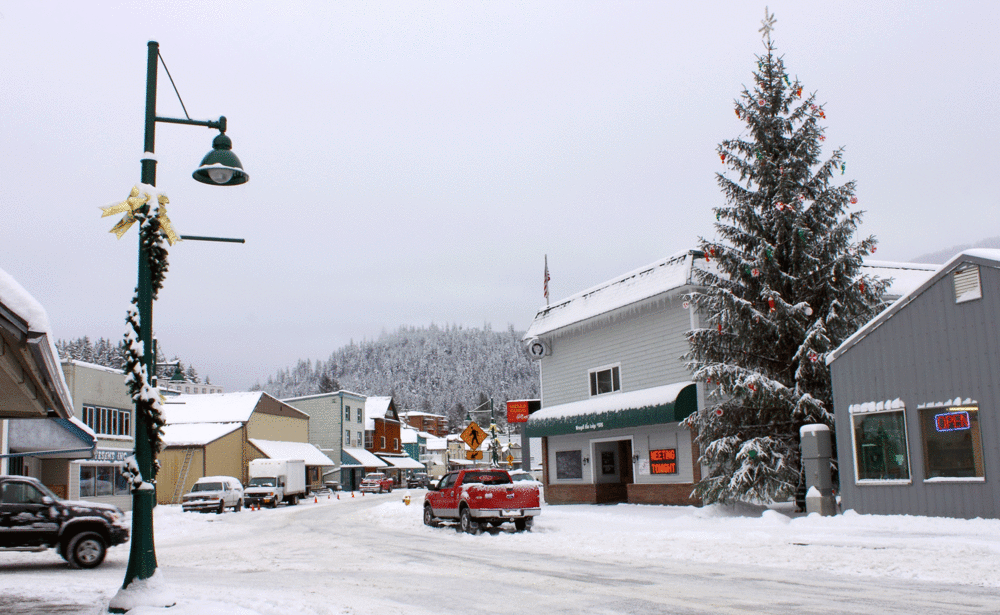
[254,324,539,432]
[55,337,206,383]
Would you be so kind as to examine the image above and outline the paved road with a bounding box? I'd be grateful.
[1,493,997,614]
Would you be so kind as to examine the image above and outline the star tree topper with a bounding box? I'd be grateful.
[759,7,777,42]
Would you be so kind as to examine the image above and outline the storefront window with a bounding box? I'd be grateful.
[80,465,132,497]
[919,405,985,479]
[555,450,583,479]
[852,410,910,481]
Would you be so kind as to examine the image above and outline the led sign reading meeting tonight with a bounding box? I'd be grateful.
[935,409,971,432]
[649,448,677,474]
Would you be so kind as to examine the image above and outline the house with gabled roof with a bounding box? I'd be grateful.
[524,249,937,506]
[828,250,1000,519]
[157,391,310,504]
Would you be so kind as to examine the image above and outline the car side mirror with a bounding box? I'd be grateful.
[42,496,55,506]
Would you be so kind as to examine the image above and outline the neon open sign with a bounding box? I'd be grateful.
[649,448,677,474]
[935,410,970,432]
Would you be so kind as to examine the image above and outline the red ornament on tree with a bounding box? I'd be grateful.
[718,323,722,333]
[850,196,858,204]
[714,409,724,417]
[752,268,760,277]
[748,383,757,392]
[768,297,776,312]
[859,282,866,293]
[871,246,877,253]
[720,153,726,163]
[796,87,803,97]
[758,99,766,107]
[808,351,819,363]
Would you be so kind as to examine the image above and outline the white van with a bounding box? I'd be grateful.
[181,476,244,513]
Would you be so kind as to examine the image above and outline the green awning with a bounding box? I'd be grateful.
[526,382,697,437]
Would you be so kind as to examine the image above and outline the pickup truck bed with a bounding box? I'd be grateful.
[424,469,540,533]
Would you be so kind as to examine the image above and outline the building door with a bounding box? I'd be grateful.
[594,439,634,504]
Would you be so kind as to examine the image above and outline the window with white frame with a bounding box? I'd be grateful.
[394,438,399,451]
[345,407,351,421]
[345,430,351,445]
[851,405,910,481]
[79,465,130,497]
[380,436,386,449]
[918,404,985,479]
[357,432,362,447]
[589,364,621,396]
[81,405,131,438]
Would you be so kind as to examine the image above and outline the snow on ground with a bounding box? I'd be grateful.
[1,492,999,614]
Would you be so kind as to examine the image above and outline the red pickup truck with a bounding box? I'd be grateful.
[423,469,540,533]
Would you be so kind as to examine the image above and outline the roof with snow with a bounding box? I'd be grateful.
[378,454,424,469]
[828,250,1000,364]
[161,391,307,425]
[0,266,74,419]
[364,396,398,429]
[401,426,419,443]
[526,251,703,339]
[525,251,938,340]
[162,422,243,447]
[342,447,388,468]
[249,439,335,466]
[281,390,366,402]
[424,436,447,450]
[527,382,697,437]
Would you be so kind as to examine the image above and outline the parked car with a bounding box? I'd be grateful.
[508,469,539,482]
[359,473,394,493]
[181,476,243,513]
[0,475,129,568]
[423,469,541,533]
[407,473,431,488]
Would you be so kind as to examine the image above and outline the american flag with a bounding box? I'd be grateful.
[544,255,550,305]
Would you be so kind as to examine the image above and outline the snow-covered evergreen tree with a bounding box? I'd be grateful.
[683,14,886,505]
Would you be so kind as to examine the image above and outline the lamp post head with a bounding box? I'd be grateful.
[193,129,249,186]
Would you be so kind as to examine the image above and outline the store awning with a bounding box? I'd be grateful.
[342,447,387,468]
[526,382,697,437]
[249,439,335,466]
[378,454,424,469]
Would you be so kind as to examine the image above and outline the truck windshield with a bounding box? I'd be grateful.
[248,478,276,488]
[192,482,223,492]
[462,472,511,485]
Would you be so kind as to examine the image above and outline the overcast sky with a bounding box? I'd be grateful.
[2,1,998,393]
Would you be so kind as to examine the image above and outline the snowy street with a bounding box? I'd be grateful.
[2,491,999,614]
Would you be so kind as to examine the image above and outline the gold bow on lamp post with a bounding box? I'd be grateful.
[102,184,180,245]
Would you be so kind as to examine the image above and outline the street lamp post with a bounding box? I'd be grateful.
[465,399,502,467]
[112,41,248,610]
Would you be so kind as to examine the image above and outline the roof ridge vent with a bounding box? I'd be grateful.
[954,265,982,303]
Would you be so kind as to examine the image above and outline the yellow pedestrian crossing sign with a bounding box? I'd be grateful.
[461,422,487,450]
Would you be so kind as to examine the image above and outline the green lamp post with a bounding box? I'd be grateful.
[113,40,248,610]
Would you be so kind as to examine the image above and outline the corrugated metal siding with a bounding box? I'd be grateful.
[832,264,1000,519]
[539,294,692,408]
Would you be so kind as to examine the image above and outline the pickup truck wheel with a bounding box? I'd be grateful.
[388,484,393,493]
[423,505,438,527]
[378,486,384,494]
[514,518,527,532]
[67,532,107,569]
[460,507,478,534]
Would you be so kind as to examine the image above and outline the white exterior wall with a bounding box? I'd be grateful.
[545,423,694,485]
[540,292,693,408]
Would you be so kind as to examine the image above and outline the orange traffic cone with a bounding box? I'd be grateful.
[336,493,340,500]
[314,495,318,504]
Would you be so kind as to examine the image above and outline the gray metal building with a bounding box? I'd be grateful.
[828,250,1000,519]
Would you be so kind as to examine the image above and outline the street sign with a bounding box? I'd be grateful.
[506,453,514,465]
[507,400,530,423]
[466,450,483,460]
[461,422,487,450]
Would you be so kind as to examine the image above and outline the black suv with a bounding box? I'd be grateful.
[407,473,431,488]
[0,475,130,568]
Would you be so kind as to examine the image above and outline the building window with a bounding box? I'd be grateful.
[345,407,351,421]
[851,408,910,481]
[357,411,362,424]
[81,405,131,438]
[380,436,386,449]
[919,404,985,479]
[345,430,351,445]
[357,432,362,447]
[589,365,621,396]
[79,465,130,497]
[394,438,399,451]
[365,432,373,449]
[555,450,583,479]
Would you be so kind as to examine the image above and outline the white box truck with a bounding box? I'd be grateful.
[244,459,306,507]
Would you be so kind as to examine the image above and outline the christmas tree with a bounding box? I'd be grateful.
[683,10,886,505]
